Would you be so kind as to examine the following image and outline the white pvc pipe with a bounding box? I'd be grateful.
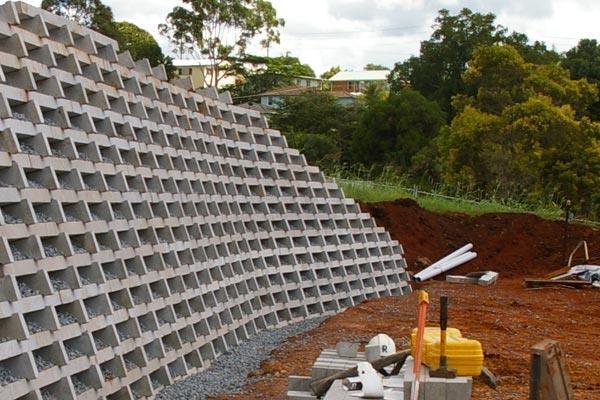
[413,243,473,281]
[413,251,477,282]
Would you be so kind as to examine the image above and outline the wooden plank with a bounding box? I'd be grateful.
[524,279,591,289]
[529,340,573,400]
[544,267,571,279]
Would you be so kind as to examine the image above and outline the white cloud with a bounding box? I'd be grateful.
[28,0,600,74]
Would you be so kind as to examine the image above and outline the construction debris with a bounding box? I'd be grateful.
[289,349,473,400]
[342,362,384,397]
[524,279,594,289]
[413,244,477,282]
[530,340,573,400]
[403,357,473,400]
[336,342,359,358]
[310,349,411,397]
[285,294,501,399]
[527,241,600,288]
[552,265,600,284]
[446,271,499,286]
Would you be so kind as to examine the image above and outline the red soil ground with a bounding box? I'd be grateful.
[214,199,600,400]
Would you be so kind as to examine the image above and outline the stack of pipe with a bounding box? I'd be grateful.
[413,244,477,282]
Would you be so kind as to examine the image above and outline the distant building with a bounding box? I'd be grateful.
[172,59,240,89]
[329,70,390,93]
[247,85,357,113]
[292,76,324,89]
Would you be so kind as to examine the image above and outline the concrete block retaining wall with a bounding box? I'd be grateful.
[0,2,411,398]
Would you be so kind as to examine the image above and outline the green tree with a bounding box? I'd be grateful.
[320,66,341,80]
[504,32,561,65]
[433,45,600,215]
[286,132,340,169]
[269,92,361,169]
[364,63,389,71]
[389,8,503,113]
[455,45,597,117]
[42,1,175,79]
[266,55,314,77]
[159,0,284,87]
[113,22,176,79]
[41,0,116,37]
[563,39,600,119]
[351,89,446,168]
[226,54,315,102]
[563,39,600,84]
[389,8,563,115]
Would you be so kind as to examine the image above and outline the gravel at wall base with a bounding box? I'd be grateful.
[156,317,324,400]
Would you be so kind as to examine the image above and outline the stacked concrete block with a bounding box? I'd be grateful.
[311,349,368,380]
[0,2,411,399]
[402,358,472,400]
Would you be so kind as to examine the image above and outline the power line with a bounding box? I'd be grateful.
[287,25,427,36]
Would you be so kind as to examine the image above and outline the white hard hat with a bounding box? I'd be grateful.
[365,333,396,362]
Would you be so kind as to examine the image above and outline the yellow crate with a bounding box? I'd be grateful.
[411,327,484,376]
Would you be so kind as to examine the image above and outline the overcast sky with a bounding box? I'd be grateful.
[31,0,600,75]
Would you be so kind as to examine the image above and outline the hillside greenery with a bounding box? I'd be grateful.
[268,9,600,219]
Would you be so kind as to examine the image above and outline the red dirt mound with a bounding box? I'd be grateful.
[361,198,600,278]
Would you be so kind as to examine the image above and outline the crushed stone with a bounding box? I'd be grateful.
[156,317,323,400]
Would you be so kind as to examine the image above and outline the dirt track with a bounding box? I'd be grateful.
[215,199,600,399]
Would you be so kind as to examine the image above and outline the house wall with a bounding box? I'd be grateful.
[177,66,208,89]
[330,80,387,93]
[260,95,284,109]
[176,66,238,89]
[294,77,323,89]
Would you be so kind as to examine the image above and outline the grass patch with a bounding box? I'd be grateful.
[337,178,564,219]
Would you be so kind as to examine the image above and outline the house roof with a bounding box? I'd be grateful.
[329,70,389,82]
[172,59,212,67]
[294,75,324,81]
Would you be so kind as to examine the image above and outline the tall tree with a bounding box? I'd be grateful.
[389,8,562,116]
[41,0,116,37]
[389,8,503,113]
[364,63,389,71]
[563,39,600,120]
[504,32,561,65]
[159,0,284,88]
[432,45,600,215]
[113,22,176,79]
[352,89,445,168]
[42,1,176,78]
[320,66,341,80]
[269,92,361,168]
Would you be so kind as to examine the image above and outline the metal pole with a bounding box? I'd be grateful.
[439,296,448,368]
[563,200,571,263]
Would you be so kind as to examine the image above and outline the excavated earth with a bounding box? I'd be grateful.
[213,199,600,399]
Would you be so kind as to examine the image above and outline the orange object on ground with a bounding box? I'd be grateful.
[410,290,429,400]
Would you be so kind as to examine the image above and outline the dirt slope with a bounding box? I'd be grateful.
[362,198,600,277]
[214,200,600,400]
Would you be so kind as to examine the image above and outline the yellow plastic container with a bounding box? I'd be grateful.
[411,327,484,376]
